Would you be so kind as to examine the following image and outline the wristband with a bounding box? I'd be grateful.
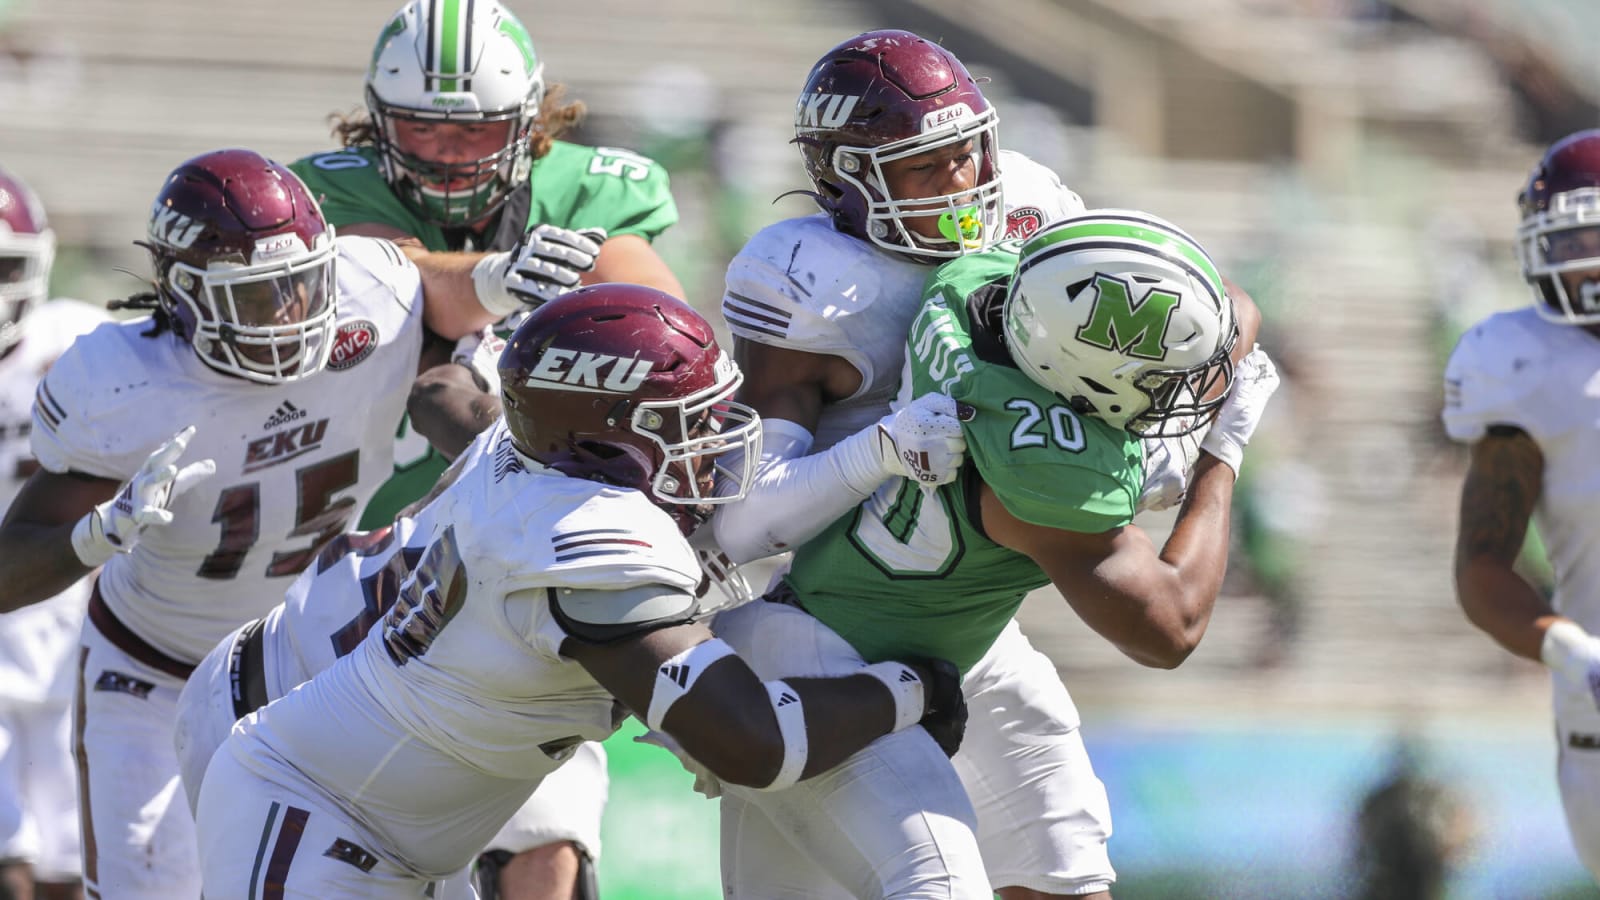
[862,661,927,734]
[471,251,519,318]
[70,509,115,568]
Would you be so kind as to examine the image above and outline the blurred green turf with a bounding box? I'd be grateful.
[596,718,723,897]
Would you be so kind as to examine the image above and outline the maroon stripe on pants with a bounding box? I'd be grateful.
[263,806,310,899]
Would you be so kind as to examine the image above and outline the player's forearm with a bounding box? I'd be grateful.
[712,420,880,564]
[1148,454,1237,659]
[1454,556,1556,662]
[0,521,93,613]
[408,247,500,340]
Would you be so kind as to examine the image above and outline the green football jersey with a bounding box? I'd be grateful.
[289,141,678,528]
[788,247,1144,674]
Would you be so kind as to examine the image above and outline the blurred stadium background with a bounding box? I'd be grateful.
[2,0,1596,895]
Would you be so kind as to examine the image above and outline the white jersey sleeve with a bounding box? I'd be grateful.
[1442,308,1561,444]
[998,150,1087,239]
[30,319,169,481]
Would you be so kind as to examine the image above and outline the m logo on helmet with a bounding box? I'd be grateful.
[1074,274,1181,361]
[796,93,861,130]
[524,348,653,394]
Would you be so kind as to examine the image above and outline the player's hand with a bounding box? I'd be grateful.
[1137,429,1205,512]
[635,728,724,799]
[473,225,607,317]
[874,393,973,489]
[71,426,216,567]
[1542,621,1600,711]
[1199,345,1280,475]
[901,656,967,758]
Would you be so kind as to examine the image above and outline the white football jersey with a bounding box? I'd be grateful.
[1444,307,1600,715]
[230,419,700,878]
[0,300,111,705]
[29,236,426,664]
[722,150,1085,452]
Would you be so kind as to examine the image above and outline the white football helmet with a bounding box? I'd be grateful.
[365,0,545,226]
[1002,209,1237,436]
[0,167,54,353]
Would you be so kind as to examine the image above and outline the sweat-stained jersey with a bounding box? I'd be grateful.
[221,418,701,878]
[721,150,1084,452]
[290,141,679,528]
[787,246,1143,673]
[0,300,110,704]
[1443,307,1600,721]
[29,237,425,664]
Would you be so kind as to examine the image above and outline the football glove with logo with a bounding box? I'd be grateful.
[70,425,217,567]
[875,393,973,488]
[1199,344,1280,475]
[473,224,607,317]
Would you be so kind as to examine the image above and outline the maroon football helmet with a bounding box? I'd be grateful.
[144,148,338,383]
[1517,129,1600,324]
[794,29,1002,262]
[497,284,761,535]
[0,167,54,352]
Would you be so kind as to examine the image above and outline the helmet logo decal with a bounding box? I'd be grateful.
[369,14,406,76]
[149,204,203,249]
[1074,274,1181,361]
[497,17,537,75]
[796,93,861,130]
[252,233,308,263]
[921,103,974,131]
[524,348,653,394]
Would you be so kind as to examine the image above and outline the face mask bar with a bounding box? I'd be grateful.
[1128,322,1238,438]
[1519,189,1600,324]
[832,108,1004,260]
[170,242,338,384]
[632,370,763,508]
[368,89,531,228]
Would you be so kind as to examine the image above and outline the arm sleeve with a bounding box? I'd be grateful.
[711,417,888,565]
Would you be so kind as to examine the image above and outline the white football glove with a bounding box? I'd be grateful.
[1199,345,1280,475]
[874,393,973,489]
[1542,621,1600,712]
[450,325,509,396]
[1137,429,1205,513]
[472,224,607,317]
[70,425,217,567]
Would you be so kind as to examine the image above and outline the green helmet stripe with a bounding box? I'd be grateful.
[434,0,465,91]
[1019,217,1224,302]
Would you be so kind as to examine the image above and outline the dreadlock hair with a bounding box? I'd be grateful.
[107,290,177,338]
[326,83,587,160]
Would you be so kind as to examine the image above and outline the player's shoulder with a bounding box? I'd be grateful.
[968,397,1142,532]
[724,214,922,347]
[19,299,112,359]
[539,140,665,181]
[288,146,384,187]
[997,150,1085,238]
[1442,305,1582,443]
[45,316,171,396]
[331,235,422,318]
[1445,306,1561,378]
[925,244,1019,301]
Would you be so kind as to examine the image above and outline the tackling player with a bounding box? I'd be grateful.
[1445,128,1600,881]
[0,148,501,899]
[192,285,966,899]
[710,30,1242,898]
[287,3,685,893]
[0,167,108,900]
[715,210,1278,896]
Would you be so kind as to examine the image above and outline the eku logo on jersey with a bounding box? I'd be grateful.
[148,203,204,249]
[244,418,331,474]
[796,92,861,130]
[523,348,652,394]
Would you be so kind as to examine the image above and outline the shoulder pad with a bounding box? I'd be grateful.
[1442,309,1556,443]
[30,321,167,480]
[722,216,912,356]
[998,151,1085,240]
[549,583,699,643]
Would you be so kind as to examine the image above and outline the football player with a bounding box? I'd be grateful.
[1445,128,1600,880]
[191,285,966,899]
[0,168,108,900]
[0,148,503,899]
[715,210,1278,897]
[288,3,685,893]
[710,30,1248,898]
